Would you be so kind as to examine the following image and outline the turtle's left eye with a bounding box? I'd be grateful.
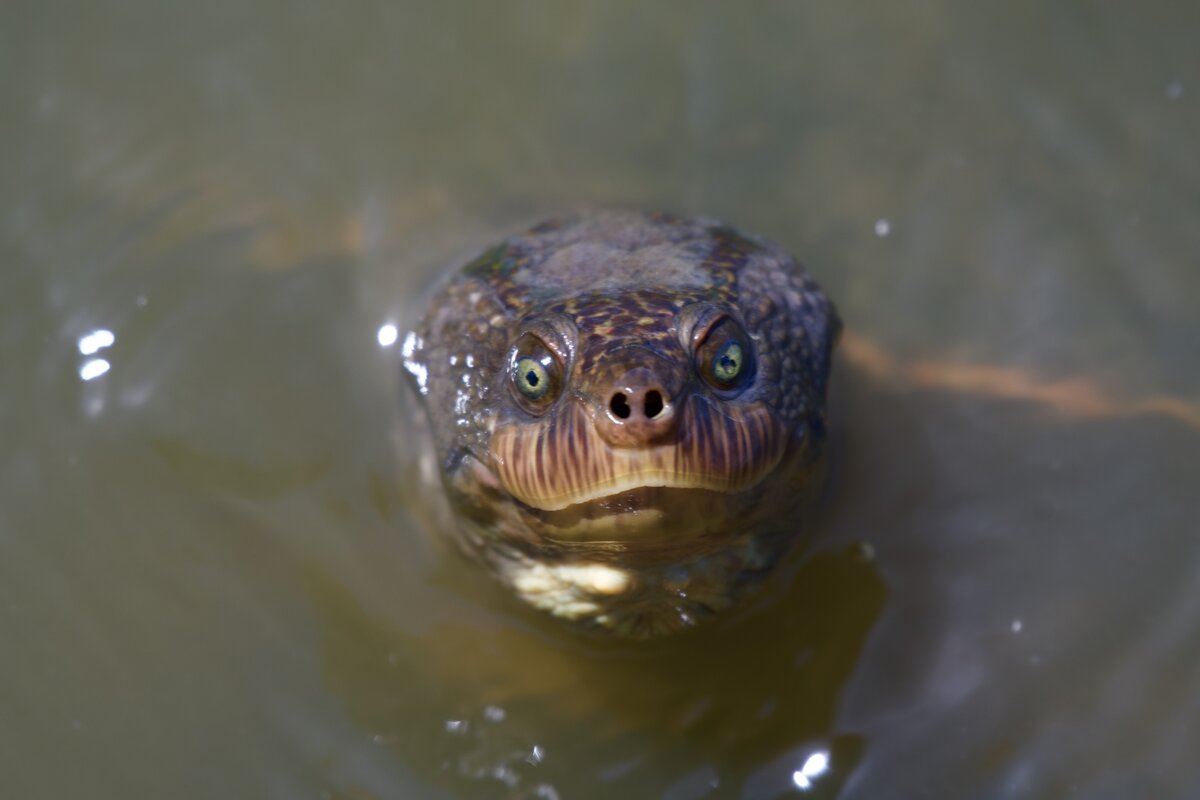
[696,317,754,393]
[710,341,744,385]
[509,334,563,412]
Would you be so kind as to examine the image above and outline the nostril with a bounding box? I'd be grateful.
[610,392,632,419]
[644,390,664,418]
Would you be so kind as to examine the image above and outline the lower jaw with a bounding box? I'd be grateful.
[494,520,799,638]
[519,485,762,546]
[462,442,830,637]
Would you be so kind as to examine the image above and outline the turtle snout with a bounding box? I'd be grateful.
[596,367,678,447]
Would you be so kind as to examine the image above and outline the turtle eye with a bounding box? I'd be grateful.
[710,340,744,385]
[509,334,563,411]
[696,316,754,393]
[514,357,550,399]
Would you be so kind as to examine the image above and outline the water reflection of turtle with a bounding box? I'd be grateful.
[398,210,1200,640]
[310,210,1200,798]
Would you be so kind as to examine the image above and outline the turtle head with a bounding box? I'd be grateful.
[490,291,791,532]
[405,213,840,636]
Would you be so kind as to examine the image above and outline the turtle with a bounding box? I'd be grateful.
[400,210,835,638]
[399,209,1200,639]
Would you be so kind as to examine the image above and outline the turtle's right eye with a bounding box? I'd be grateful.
[509,334,563,412]
[514,357,550,400]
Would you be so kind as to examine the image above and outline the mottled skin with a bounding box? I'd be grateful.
[402,211,840,637]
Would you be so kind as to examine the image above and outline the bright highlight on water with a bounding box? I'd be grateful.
[792,750,830,790]
[77,328,115,356]
[79,358,111,381]
[377,322,399,347]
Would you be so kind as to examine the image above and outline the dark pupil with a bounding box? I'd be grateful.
[720,353,737,371]
[525,369,539,387]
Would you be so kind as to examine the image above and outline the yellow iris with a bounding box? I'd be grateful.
[711,341,743,384]
[514,356,551,400]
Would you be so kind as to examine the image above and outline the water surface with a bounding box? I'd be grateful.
[3,3,1198,798]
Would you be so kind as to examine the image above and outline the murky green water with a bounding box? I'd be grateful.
[4,3,1198,798]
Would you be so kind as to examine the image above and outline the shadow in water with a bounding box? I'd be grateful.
[309,541,886,799]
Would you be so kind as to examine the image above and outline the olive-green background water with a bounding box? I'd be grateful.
[3,3,1198,798]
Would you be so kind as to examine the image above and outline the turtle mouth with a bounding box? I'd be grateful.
[518,484,763,544]
[489,396,789,532]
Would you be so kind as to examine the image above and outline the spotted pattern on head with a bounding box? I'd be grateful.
[402,210,840,635]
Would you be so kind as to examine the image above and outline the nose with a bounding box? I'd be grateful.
[596,367,678,447]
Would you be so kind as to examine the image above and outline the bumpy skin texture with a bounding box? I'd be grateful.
[403,211,840,637]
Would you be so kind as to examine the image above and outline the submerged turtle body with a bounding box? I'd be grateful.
[402,211,840,636]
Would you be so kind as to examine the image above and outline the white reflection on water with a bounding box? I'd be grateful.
[376,322,399,347]
[77,328,115,355]
[78,328,116,383]
[79,358,111,381]
[792,750,830,790]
